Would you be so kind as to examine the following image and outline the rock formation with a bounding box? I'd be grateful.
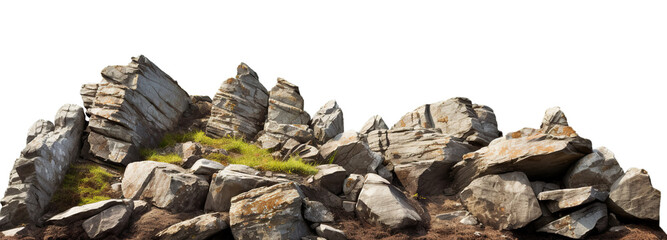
[206,63,269,140]
[81,56,191,165]
[311,100,344,144]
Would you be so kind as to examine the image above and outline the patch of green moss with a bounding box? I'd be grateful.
[48,163,116,212]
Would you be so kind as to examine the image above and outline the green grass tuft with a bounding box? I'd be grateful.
[152,130,318,175]
[48,163,116,212]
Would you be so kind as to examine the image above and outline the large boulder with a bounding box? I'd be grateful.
[204,166,287,212]
[452,107,592,190]
[0,104,85,229]
[392,98,501,146]
[312,164,348,195]
[366,128,476,195]
[190,159,225,177]
[537,186,608,213]
[81,56,190,165]
[355,174,422,230]
[459,172,541,230]
[266,78,310,125]
[607,168,661,221]
[155,212,229,240]
[82,202,133,239]
[319,131,383,175]
[122,161,209,212]
[206,63,269,140]
[47,199,127,225]
[311,100,344,144]
[230,182,311,240]
[563,147,624,191]
[538,202,608,239]
[359,115,388,134]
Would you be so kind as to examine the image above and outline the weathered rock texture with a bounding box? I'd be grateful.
[81,56,190,165]
[122,161,209,212]
[452,108,592,190]
[230,182,310,240]
[311,100,344,144]
[205,166,287,212]
[206,63,269,140]
[0,104,85,229]
[47,199,127,226]
[538,202,608,239]
[155,212,229,240]
[319,131,383,175]
[537,186,608,213]
[564,147,624,191]
[82,202,133,239]
[359,115,388,134]
[366,128,475,195]
[607,168,661,221]
[459,172,541,230]
[392,98,501,146]
[267,78,310,125]
[355,174,422,230]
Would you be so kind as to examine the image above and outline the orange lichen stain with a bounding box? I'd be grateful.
[558,126,577,137]
[400,120,406,127]
[437,116,449,123]
[462,152,475,160]
[225,78,236,84]
[239,192,285,216]
[509,131,523,139]
[225,101,237,111]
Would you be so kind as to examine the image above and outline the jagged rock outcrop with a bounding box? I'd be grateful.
[319,131,383,175]
[452,107,592,190]
[564,147,624,191]
[267,78,310,125]
[121,161,209,212]
[81,56,190,165]
[311,100,344,144]
[230,182,311,240]
[459,172,541,230]
[392,97,501,146]
[366,128,476,195]
[206,63,269,140]
[155,212,229,240]
[538,202,608,239]
[537,186,608,213]
[355,174,422,230]
[607,168,661,221]
[359,115,388,134]
[0,104,85,229]
[205,166,287,212]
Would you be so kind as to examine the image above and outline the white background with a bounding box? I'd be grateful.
[1,1,666,229]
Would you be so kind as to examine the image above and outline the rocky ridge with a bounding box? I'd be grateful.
[0,56,664,240]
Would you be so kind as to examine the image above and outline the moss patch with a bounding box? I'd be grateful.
[48,163,117,213]
[153,130,318,175]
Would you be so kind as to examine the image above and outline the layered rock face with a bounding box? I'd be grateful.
[81,56,190,165]
[0,104,85,229]
[206,63,269,140]
[452,108,592,190]
[366,128,476,195]
[311,100,344,144]
[607,168,661,221]
[266,78,310,125]
[392,97,501,146]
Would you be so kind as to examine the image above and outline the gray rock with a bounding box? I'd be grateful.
[343,174,365,201]
[82,202,133,239]
[122,161,209,212]
[205,168,286,212]
[0,226,26,237]
[607,168,661,221]
[178,142,204,168]
[190,159,225,176]
[284,143,322,163]
[530,181,559,196]
[206,63,269,140]
[230,182,311,240]
[224,164,260,176]
[267,78,310,125]
[343,201,355,213]
[537,186,608,213]
[538,202,608,239]
[564,147,624,192]
[435,210,469,221]
[459,172,541,230]
[303,200,334,223]
[392,98,501,146]
[81,56,191,165]
[452,108,592,190]
[315,224,347,240]
[319,131,383,175]
[366,128,476,195]
[375,164,393,182]
[540,107,569,132]
[0,104,86,229]
[132,200,150,215]
[47,199,126,225]
[460,215,479,225]
[311,100,344,144]
[356,174,421,230]
[313,164,348,195]
[155,212,229,240]
[256,121,314,153]
[299,184,343,210]
[360,115,388,134]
